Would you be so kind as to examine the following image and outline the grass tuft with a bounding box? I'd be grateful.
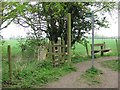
[80,67,103,85]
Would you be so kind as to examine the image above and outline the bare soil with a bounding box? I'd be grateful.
[43,56,118,88]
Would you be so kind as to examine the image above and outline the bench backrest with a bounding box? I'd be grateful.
[90,43,106,48]
[90,43,105,47]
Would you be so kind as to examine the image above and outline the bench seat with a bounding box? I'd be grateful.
[91,49,111,54]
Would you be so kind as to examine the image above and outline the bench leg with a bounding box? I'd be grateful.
[101,51,104,56]
[101,46,104,56]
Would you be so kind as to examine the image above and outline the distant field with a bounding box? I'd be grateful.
[73,39,118,57]
[1,39,118,59]
[2,40,21,58]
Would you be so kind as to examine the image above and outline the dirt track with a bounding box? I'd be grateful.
[43,56,118,88]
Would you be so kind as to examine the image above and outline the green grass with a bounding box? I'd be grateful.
[80,67,103,85]
[101,60,119,71]
[2,59,76,88]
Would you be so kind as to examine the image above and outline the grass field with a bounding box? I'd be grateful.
[2,40,21,58]
[73,39,118,57]
[2,39,118,59]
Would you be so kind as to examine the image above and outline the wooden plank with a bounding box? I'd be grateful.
[47,52,66,55]
[90,43,105,46]
[91,49,111,54]
[50,45,66,47]
[102,49,111,52]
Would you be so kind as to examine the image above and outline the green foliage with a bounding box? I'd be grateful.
[1,2,116,46]
[2,59,76,88]
[80,67,103,85]
[101,60,120,71]
[17,38,48,59]
[0,40,6,45]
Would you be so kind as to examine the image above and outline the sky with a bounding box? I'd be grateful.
[1,8,118,39]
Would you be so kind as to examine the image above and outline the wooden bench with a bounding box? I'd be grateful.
[90,43,111,56]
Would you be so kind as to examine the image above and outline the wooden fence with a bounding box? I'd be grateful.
[48,38,68,67]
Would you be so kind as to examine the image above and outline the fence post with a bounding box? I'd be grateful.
[49,40,52,60]
[8,45,12,81]
[62,39,65,63]
[115,39,118,48]
[58,37,61,64]
[67,13,71,63]
[103,42,106,49]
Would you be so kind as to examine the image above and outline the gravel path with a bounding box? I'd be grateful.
[43,56,118,88]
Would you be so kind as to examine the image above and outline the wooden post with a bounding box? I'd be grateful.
[91,11,94,67]
[62,39,65,63]
[53,41,56,67]
[103,42,106,49]
[67,13,71,63]
[49,40,52,60]
[8,45,12,81]
[115,39,118,48]
[58,37,61,64]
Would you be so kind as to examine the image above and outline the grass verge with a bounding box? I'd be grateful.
[80,67,103,85]
[101,60,119,71]
[2,59,76,88]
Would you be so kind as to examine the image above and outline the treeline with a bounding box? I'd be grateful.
[88,35,118,39]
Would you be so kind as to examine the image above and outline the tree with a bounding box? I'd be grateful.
[0,2,117,45]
